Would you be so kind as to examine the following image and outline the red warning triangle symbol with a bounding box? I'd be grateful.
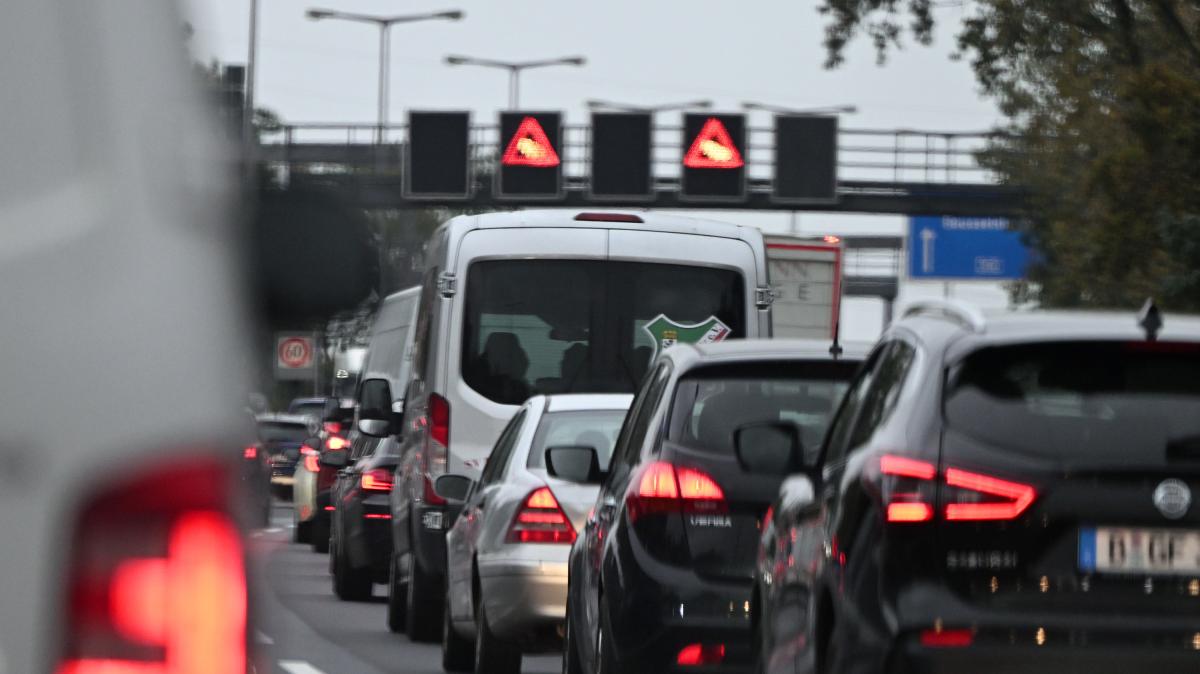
[683,117,744,169]
[501,116,561,167]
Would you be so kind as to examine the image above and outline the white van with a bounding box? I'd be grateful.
[366,210,771,640]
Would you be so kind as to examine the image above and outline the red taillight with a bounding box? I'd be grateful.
[879,454,1037,523]
[301,445,319,473]
[627,462,726,522]
[58,459,246,674]
[919,628,974,648]
[323,422,343,434]
[944,468,1036,521]
[507,487,576,544]
[326,435,348,451]
[361,468,394,493]
[422,394,451,506]
[676,643,725,666]
[242,446,257,460]
[428,393,450,449]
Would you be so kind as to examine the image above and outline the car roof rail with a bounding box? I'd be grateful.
[901,299,987,333]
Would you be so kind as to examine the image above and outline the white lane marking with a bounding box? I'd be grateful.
[265,527,283,533]
[256,631,274,645]
[279,661,325,674]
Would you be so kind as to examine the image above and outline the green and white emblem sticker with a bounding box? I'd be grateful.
[642,314,732,359]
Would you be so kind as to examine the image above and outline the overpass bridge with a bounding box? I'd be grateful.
[257,122,1022,216]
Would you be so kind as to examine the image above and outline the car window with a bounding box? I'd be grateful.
[526,409,628,472]
[846,340,917,449]
[820,346,885,466]
[257,423,310,444]
[606,363,668,486]
[479,408,528,487]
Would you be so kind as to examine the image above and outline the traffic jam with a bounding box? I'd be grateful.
[8,2,1200,674]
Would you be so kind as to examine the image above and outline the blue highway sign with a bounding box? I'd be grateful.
[907,215,1031,280]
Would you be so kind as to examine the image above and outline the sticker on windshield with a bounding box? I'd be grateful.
[642,314,732,359]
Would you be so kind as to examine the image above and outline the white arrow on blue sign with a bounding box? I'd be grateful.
[907,215,1031,280]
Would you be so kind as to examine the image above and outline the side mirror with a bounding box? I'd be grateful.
[319,451,349,469]
[545,446,604,484]
[734,422,804,475]
[433,474,474,504]
[357,378,393,438]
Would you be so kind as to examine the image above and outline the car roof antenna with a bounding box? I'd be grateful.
[1138,297,1163,342]
[829,321,844,359]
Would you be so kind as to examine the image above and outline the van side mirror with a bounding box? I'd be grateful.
[357,378,393,437]
[545,446,604,484]
[433,474,474,504]
[734,422,804,475]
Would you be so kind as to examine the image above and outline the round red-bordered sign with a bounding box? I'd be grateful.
[278,337,313,369]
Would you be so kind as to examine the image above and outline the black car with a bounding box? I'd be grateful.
[328,435,399,601]
[564,339,864,674]
[258,413,319,498]
[753,301,1200,674]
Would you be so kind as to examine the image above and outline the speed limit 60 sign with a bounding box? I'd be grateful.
[275,333,317,380]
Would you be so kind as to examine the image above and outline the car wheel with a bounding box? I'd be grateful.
[474,598,520,674]
[386,553,407,633]
[406,554,442,642]
[311,514,330,554]
[442,588,474,672]
[332,532,372,601]
[561,599,584,674]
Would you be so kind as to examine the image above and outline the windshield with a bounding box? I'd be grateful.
[945,342,1200,461]
[257,422,310,444]
[668,361,858,462]
[526,409,629,472]
[462,259,744,405]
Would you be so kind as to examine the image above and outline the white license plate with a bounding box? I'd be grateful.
[1079,526,1200,576]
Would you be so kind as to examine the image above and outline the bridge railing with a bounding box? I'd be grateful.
[260,123,1008,186]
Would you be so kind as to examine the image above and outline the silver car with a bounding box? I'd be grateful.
[437,394,633,674]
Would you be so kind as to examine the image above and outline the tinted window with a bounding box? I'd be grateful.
[821,349,883,466]
[945,341,1200,460]
[846,341,916,449]
[461,260,744,405]
[667,361,858,461]
[480,409,527,487]
[526,410,628,472]
[257,422,310,444]
[609,363,671,484]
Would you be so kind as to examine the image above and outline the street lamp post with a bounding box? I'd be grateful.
[307,8,464,142]
[585,98,714,113]
[444,55,587,109]
[741,101,858,116]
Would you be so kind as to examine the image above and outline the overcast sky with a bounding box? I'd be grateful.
[184,0,1012,338]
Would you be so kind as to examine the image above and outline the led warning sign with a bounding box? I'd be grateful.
[501,116,561,167]
[684,117,745,169]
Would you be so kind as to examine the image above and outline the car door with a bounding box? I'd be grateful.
[447,406,531,624]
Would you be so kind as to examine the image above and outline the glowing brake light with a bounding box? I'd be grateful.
[325,435,348,451]
[361,468,394,493]
[507,487,575,544]
[881,454,936,523]
[242,446,257,460]
[422,394,451,505]
[301,445,319,473]
[676,643,726,666]
[627,462,726,522]
[944,468,1036,521]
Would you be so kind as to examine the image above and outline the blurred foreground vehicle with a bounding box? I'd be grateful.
[438,394,632,674]
[361,210,772,641]
[0,2,258,672]
[565,340,864,674]
[754,301,1200,674]
[242,416,274,526]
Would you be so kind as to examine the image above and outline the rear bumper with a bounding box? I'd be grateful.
[480,554,569,642]
[346,495,392,581]
[894,637,1200,674]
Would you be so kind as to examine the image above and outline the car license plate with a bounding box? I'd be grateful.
[1079,526,1200,576]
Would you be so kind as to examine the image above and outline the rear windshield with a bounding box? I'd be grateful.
[945,342,1200,460]
[258,422,310,444]
[527,409,629,472]
[667,361,859,461]
[462,259,745,405]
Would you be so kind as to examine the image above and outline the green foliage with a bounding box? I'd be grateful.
[822,0,1200,310]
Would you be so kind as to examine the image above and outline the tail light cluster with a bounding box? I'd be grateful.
[57,458,246,674]
[323,421,343,435]
[422,393,450,506]
[626,461,726,522]
[880,454,1036,523]
[507,487,575,544]
[361,468,394,493]
[300,445,319,473]
[325,435,348,451]
[242,446,257,460]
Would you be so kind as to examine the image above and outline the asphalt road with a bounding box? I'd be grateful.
[250,503,561,674]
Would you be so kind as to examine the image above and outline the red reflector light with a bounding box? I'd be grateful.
[886,502,933,523]
[324,505,336,511]
[361,469,394,493]
[364,513,391,520]
[944,468,1036,521]
[326,436,348,451]
[920,628,974,648]
[676,643,726,666]
[507,487,575,544]
[242,446,257,460]
[573,212,644,223]
[59,459,246,674]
